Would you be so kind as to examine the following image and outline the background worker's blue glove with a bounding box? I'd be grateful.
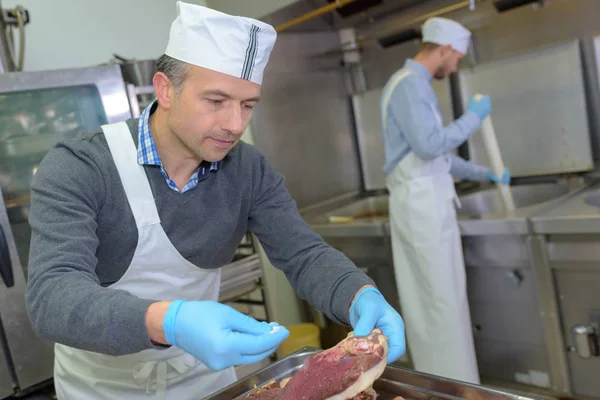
[487,167,511,185]
[467,95,492,121]
[163,300,289,371]
[349,287,406,364]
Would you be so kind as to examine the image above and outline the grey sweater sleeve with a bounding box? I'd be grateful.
[25,143,157,355]
[248,153,376,325]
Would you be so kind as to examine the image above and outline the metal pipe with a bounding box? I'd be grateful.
[0,2,16,73]
[399,0,472,27]
[275,0,358,32]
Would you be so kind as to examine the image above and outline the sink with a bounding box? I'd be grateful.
[457,183,570,217]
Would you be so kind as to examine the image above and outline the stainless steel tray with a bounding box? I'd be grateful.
[204,347,545,400]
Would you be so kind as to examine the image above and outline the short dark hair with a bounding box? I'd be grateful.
[154,54,190,94]
[419,42,441,52]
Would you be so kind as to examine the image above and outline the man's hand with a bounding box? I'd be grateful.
[149,300,289,370]
[486,167,511,185]
[467,94,492,121]
[349,287,406,364]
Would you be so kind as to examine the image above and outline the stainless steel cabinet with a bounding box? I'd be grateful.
[463,235,552,388]
[548,234,600,399]
[0,191,54,395]
[0,342,13,398]
[554,268,600,398]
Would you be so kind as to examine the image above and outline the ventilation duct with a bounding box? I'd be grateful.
[493,0,542,13]
[327,0,383,18]
[377,28,421,48]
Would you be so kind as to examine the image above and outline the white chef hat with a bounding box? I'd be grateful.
[421,17,471,54]
[164,1,277,85]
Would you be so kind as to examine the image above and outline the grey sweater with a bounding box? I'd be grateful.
[25,118,375,356]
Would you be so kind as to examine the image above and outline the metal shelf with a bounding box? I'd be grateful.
[220,233,271,322]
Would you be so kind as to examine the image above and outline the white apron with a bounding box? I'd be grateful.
[53,121,237,399]
[382,71,480,384]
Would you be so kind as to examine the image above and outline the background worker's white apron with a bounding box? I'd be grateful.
[382,71,480,384]
[53,121,237,399]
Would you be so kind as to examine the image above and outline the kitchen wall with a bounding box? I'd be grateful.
[1,0,207,71]
[205,0,299,19]
[250,30,363,209]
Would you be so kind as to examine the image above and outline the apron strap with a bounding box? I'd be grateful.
[102,122,161,228]
[133,353,196,398]
[381,70,414,134]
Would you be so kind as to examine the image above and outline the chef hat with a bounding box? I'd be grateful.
[164,1,277,85]
[421,17,471,54]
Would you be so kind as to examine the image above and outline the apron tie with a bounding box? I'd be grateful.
[133,353,196,397]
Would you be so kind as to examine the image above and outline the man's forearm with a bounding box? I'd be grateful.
[146,301,171,345]
[449,154,489,181]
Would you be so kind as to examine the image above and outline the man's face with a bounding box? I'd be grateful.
[165,66,261,162]
[434,47,465,80]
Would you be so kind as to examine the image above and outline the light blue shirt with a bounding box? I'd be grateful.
[381,59,488,181]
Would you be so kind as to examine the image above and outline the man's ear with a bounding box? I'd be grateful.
[439,44,453,57]
[153,72,174,110]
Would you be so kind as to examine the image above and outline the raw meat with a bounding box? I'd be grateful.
[245,329,388,400]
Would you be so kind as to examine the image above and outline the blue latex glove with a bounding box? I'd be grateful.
[349,288,406,364]
[487,167,511,185]
[163,300,289,371]
[467,95,492,121]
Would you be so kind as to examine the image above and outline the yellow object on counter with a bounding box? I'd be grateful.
[277,323,321,358]
[328,215,354,223]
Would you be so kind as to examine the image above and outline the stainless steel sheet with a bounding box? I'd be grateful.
[458,39,593,178]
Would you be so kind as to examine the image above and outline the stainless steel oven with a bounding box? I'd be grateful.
[0,64,131,397]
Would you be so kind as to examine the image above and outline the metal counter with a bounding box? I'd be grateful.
[305,180,590,238]
[205,347,544,400]
[302,178,599,397]
[528,181,600,398]
[530,180,600,234]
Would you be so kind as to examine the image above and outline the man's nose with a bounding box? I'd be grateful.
[221,104,245,135]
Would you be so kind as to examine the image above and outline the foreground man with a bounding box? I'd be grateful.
[381,17,510,384]
[25,2,404,399]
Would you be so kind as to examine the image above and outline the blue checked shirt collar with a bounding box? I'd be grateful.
[136,100,218,193]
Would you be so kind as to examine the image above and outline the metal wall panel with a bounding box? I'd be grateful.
[250,32,362,208]
[457,40,594,177]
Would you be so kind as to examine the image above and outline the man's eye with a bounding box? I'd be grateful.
[207,99,223,105]
[244,104,254,110]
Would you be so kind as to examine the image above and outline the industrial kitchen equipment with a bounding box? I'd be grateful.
[0,64,132,397]
[299,3,600,398]
[109,54,157,118]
